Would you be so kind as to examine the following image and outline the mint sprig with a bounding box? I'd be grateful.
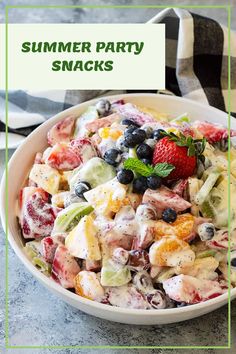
[123,158,175,178]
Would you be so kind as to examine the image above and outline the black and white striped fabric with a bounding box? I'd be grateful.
[149,8,236,116]
[0,8,235,143]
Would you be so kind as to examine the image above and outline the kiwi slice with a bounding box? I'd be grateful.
[195,170,221,205]
[200,200,215,219]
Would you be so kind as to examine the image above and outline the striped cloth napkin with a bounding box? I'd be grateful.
[0,8,235,148]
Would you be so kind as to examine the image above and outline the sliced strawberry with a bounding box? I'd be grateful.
[20,191,60,239]
[117,103,155,125]
[45,143,82,171]
[143,186,191,213]
[70,138,97,164]
[85,113,121,133]
[41,234,65,263]
[51,245,80,288]
[47,116,75,146]
[193,120,236,144]
[163,274,226,304]
[19,187,48,222]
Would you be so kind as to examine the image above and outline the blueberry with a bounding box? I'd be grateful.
[153,129,166,140]
[104,148,122,166]
[141,158,152,165]
[132,129,146,144]
[142,126,154,138]
[124,128,146,148]
[96,99,111,116]
[75,181,91,198]
[124,126,137,137]
[162,208,177,223]
[133,176,148,194]
[124,133,138,148]
[231,258,236,268]
[122,119,139,127]
[147,175,162,189]
[197,223,215,241]
[117,169,134,184]
[136,143,153,159]
[230,251,236,268]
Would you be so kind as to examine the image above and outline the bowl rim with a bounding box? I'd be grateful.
[1,92,235,317]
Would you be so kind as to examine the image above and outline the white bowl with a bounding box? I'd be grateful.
[1,93,235,325]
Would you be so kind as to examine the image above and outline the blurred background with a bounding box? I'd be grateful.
[0,0,235,28]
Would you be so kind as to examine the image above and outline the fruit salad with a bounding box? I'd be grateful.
[18,98,236,310]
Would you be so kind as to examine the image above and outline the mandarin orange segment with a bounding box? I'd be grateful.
[154,213,195,241]
[74,271,105,301]
[99,127,122,140]
[149,236,194,267]
[74,273,93,300]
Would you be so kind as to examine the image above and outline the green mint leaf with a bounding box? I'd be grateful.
[153,163,175,177]
[123,158,153,177]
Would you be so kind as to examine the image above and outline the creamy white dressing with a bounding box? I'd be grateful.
[107,285,150,309]
[165,249,195,268]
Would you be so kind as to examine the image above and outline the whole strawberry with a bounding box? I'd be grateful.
[152,133,206,181]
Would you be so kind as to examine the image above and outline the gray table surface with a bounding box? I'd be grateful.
[0,0,236,353]
[0,0,235,28]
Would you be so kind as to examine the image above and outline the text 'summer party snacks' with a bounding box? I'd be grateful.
[18,98,236,310]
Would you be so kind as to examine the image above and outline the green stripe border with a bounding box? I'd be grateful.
[4,3,232,350]
[227,4,232,349]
